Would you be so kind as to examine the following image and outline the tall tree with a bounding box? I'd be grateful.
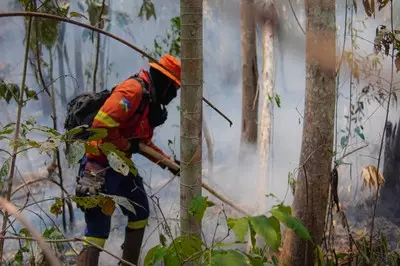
[256,0,276,214]
[279,0,336,264]
[239,0,258,153]
[180,0,203,238]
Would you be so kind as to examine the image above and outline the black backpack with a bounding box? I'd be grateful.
[63,74,150,152]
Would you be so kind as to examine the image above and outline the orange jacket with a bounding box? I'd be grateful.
[86,69,170,167]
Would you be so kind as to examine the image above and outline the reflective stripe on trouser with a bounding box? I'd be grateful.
[82,236,106,248]
[79,160,150,241]
[127,218,148,230]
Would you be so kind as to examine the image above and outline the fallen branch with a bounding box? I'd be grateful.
[0,197,62,266]
[139,143,251,216]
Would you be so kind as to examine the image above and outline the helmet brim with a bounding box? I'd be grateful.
[149,62,181,87]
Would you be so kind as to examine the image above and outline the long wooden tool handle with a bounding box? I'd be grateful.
[138,142,250,216]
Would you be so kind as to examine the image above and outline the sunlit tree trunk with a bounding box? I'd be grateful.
[280,0,336,264]
[257,0,276,215]
[239,0,258,154]
[180,0,203,239]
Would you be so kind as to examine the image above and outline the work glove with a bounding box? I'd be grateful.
[167,158,180,176]
[127,139,140,154]
[75,163,106,198]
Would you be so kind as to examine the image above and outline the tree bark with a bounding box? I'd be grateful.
[180,0,203,239]
[240,0,258,148]
[74,27,85,93]
[279,1,336,265]
[57,22,67,105]
[257,3,275,215]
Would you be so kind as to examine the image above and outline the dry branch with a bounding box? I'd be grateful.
[0,11,232,127]
[139,143,250,216]
[0,197,62,266]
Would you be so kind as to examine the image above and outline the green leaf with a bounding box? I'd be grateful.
[270,208,311,241]
[66,141,85,164]
[19,228,30,237]
[355,126,365,140]
[227,217,249,243]
[168,235,204,262]
[50,198,64,217]
[24,88,38,100]
[314,245,324,266]
[99,142,138,176]
[42,227,61,239]
[37,137,61,153]
[0,161,9,178]
[87,128,108,141]
[102,194,137,216]
[65,126,84,139]
[249,215,280,250]
[340,135,348,148]
[211,250,248,266]
[144,245,167,266]
[362,0,373,17]
[160,233,167,247]
[188,195,209,222]
[335,158,345,166]
[107,152,130,176]
[71,196,102,210]
[274,94,281,108]
[85,142,99,155]
[244,253,264,266]
[69,11,88,20]
[273,204,292,216]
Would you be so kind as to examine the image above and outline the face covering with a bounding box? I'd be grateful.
[149,67,178,105]
[147,67,178,128]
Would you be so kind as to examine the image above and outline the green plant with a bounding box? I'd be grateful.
[144,195,312,266]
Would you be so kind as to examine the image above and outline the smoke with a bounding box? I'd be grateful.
[0,0,399,265]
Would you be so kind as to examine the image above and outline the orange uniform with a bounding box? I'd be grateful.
[85,69,169,166]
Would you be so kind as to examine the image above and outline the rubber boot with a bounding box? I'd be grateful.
[77,246,100,266]
[120,228,145,266]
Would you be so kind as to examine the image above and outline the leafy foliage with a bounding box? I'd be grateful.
[138,0,157,21]
[146,17,181,58]
[188,195,215,222]
[145,196,312,266]
[0,80,38,104]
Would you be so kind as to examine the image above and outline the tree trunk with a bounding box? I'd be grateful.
[57,23,67,105]
[257,3,275,215]
[378,119,400,223]
[240,0,258,150]
[74,27,85,93]
[279,1,336,265]
[180,0,203,239]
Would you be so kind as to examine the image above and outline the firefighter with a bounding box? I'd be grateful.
[75,54,181,266]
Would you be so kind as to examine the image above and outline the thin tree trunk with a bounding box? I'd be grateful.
[257,3,275,215]
[180,0,203,239]
[48,48,67,231]
[0,15,32,263]
[74,28,85,93]
[57,23,67,105]
[239,0,258,156]
[279,0,336,264]
[93,0,106,92]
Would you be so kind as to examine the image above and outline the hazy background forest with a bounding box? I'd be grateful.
[0,0,400,265]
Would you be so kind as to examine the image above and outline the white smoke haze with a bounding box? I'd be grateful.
[0,0,399,265]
